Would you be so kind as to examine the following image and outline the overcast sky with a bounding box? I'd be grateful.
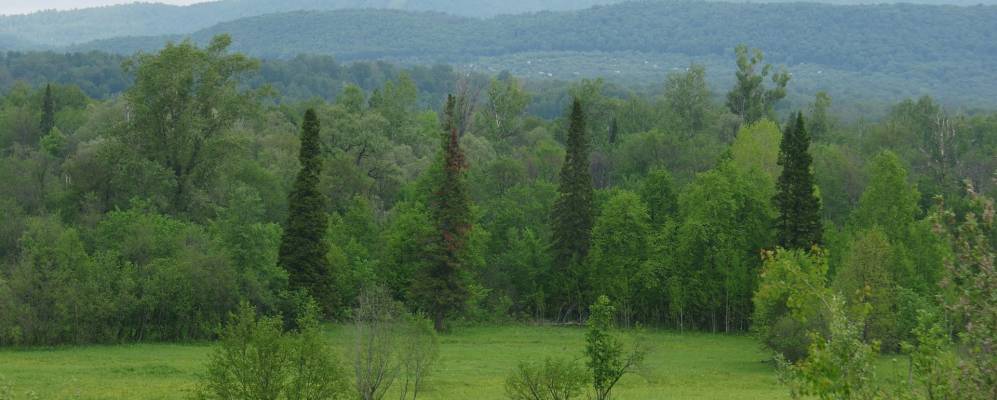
[1,0,207,15]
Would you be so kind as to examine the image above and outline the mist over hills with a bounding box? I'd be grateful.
[0,0,626,47]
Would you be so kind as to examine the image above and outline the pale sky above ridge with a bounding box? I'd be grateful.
[1,0,207,16]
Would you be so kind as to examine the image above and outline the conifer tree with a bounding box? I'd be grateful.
[774,112,822,249]
[549,99,594,318]
[413,95,472,332]
[279,109,334,313]
[39,83,55,136]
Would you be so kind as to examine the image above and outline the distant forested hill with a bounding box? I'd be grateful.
[67,1,997,108]
[77,2,997,72]
[6,1,997,107]
[0,0,625,48]
[4,0,996,49]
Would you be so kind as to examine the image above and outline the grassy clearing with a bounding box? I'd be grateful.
[0,325,853,399]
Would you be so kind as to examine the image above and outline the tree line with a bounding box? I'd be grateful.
[0,36,993,345]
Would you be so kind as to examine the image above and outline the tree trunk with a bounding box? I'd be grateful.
[433,311,445,333]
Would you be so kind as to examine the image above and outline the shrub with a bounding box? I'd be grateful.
[753,249,830,362]
[777,295,881,400]
[192,302,349,400]
[505,358,589,400]
[585,295,646,400]
[352,286,439,400]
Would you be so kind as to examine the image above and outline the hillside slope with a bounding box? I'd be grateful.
[0,0,625,47]
[78,2,997,73]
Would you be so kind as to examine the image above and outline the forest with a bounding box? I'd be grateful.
[59,1,997,110]
[0,30,994,399]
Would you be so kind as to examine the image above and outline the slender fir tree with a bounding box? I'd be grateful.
[549,98,594,319]
[40,84,55,136]
[279,109,335,313]
[774,112,822,249]
[414,94,473,332]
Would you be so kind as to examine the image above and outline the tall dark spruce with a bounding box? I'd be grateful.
[774,112,823,249]
[40,83,55,136]
[417,95,472,332]
[549,98,594,319]
[279,109,334,313]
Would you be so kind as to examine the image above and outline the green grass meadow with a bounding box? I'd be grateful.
[0,325,905,399]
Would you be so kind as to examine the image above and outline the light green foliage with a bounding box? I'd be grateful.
[369,73,419,139]
[213,186,287,313]
[1,217,99,345]
[730,119,782,184]
[851,151,920,241]
[92,205,241,341]
[935,187,996,399]
[662,64,713,135]
[482,74,531,142]
[833,228,897,350]
[320,102,394,208]
[193,302,350,400]
[123,34,259,214]
[637,169,677,226]
[849,151,946,296]
[671,160,774,332]
[585,296,645,400]
[39,127,65,157]
[505,358,589,400]
[779,295,881,400]
[381,201,435,302]
[900,309,957,400]
[753,249,830,362]
[587,191,651,324]
[0,376,39,400]
[726,45,790,124]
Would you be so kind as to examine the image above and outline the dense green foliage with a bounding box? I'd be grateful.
[280,109,335,314]
[774,113,822,250]
[0,51,465,104]
[549,99,594,320]
[0,33,993,362]
[414,96,475,332]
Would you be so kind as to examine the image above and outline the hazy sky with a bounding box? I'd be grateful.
[1,0,207,15]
